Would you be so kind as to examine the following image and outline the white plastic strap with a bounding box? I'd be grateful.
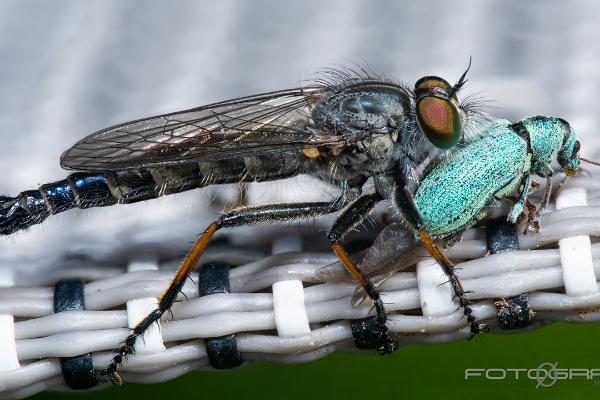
[556,187,597,296]
[126,257,166,354]
[270,236,310,338]
[0,270,20,371]
[416,258,455,318]
[272,280,311,338]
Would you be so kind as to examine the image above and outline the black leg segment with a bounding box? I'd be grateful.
[105,200,346,385]
[327,193,398,354]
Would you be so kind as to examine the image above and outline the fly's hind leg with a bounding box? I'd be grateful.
[105,200,345,385]
[327,193,398,355]
[395,176,487,339]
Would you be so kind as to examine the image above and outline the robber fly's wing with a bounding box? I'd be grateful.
[61,87,344,171]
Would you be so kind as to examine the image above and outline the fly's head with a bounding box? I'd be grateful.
[413,59,471,150]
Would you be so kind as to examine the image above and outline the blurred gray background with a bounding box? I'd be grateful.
[1,0,599,276]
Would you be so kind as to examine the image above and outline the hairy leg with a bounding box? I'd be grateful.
[327,193,397,354]
[106,194,397,384]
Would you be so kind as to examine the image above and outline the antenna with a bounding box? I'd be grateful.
[581,157,600,167]
[449,56,472,97]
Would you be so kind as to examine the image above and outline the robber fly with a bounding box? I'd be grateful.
[0,63,484,384]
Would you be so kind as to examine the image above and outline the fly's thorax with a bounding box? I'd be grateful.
[330,134,400,178]
[521,116,571,175]
[311,81,411,141]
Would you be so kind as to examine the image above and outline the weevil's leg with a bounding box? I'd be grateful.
[105,200,347,385]
[508,174,531,223]
[327,193,398,354]
[539,169,553,212]
[523,200,540,234]
[394,177,486,339]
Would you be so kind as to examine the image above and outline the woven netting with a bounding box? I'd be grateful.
[1,174,600,398]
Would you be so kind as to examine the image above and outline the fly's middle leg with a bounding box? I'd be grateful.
[327,193,398,355]
[106,200,347,385]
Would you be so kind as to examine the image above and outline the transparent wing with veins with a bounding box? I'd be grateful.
[60,86,345,171]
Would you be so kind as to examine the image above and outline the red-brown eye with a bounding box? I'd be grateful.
[414,76,462,149]
[416,97,461,149]
[414,76,452,94]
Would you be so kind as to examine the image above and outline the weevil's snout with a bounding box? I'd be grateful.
[557,120,581,175]
[414,76,463,150]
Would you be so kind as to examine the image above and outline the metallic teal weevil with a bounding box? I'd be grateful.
[397,115,591,338]
[415,115,582,239]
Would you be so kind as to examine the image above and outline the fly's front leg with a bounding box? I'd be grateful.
[394,175,487,339]
[105,200,344,385]
[327,193,398,355]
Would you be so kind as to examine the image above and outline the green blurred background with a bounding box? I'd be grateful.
[33,323,600,400]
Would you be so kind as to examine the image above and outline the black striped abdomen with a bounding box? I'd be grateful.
[0,153,307,235]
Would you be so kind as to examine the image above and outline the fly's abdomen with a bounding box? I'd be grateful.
[0,163,204,235]
[242,151,304,182]
[0,172,117,235]
[0,156,307,235]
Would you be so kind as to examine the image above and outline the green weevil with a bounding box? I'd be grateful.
[391,115,594,338]
[415,115,582,239]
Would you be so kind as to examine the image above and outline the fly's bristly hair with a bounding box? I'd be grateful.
[460,92,497,143]
[309,63,402,91]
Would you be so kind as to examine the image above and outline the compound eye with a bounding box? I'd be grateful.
[415,76,452,94]
[416,96,462,149]
[572,140,581,158]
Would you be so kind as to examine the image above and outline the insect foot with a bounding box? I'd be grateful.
[372,296,398,355]
[104,332,137,385]
[520,200,541,234]
[377,336,400,355]
[467,322,489,340]
[104,307,163,385]
[374,305,398,355]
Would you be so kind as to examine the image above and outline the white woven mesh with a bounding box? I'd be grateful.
[1,174,599,398]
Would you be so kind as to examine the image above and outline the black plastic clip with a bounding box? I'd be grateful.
[486,218,534,329]
[199,262,243,369]
[495,293,535,330]
[53,279,97,389]
[350,317,388,350]
[485,217,519,254]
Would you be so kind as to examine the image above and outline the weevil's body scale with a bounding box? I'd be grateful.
[527,117,575,174]
[415,123,529,238]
